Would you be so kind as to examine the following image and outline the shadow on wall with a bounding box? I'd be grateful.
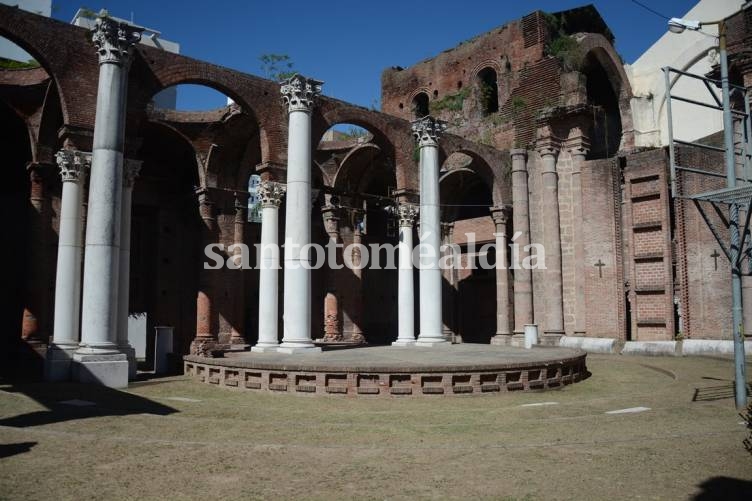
[0,380,177,428]
[692,477,752,501]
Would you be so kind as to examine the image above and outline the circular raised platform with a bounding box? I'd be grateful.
[184,344,587,396]
[183,344,587,397]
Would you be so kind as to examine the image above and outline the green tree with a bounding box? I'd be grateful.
[259,54,296,82]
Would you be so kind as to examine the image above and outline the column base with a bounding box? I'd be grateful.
[119,345,138,380]
[277,344,322,354]
[510,333,526,347]
[490,334,513,346]
[415,338,451,347]
[190,338,217,357]
[44,344,78,382]
[72,352,128,389]
[392,340,416,347]
[251,344,279,353]
[541,331,565,346]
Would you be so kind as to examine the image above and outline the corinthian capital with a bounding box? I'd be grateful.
[412,116,447,148]
[397,203,418,227]
[280,74,323,113]
[91,12,143,65]
[123,159,142,188]
[258,181,286,208]
[56,149,91,183]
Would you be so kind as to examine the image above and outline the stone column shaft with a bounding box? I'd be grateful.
[253,181,285,352]
[394,204,418,346]
[117,159,141,379]
[490,205,512,345]
[349,211,366,344]
[280,74,322,353]
[511,149,533,339]
[46,151,89,381]
[538,140,565,338]
[414,116,448,346]
[76,14,141,388]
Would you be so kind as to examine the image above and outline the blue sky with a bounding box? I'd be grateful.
[49,0,699,110]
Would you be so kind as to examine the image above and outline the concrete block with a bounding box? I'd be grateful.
[560,336,618,354]
[72,352,129,388]
[621,341,678,356]
[45,345,76,382]
[681,339,752,357]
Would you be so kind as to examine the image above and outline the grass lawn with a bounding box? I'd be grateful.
[1,354,751,500]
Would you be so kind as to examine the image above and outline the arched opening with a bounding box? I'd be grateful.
[316,122,397,344]
[130,122,202,367]
[0,99,31,376]
[477,67,499,115]
[411,92,429,119]
[0,36,41,69]
[582,52,622,159]
[440,152,496,344]
[151,83,232,111]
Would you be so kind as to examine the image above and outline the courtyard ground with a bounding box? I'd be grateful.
[0,354,751,500]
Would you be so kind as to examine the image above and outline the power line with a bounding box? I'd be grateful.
[628,0,671,21]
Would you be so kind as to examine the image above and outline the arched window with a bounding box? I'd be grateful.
[477,68,499,115]
[411,92,429,119]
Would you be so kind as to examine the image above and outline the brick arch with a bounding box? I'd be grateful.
[0,5,93,129]
[135,46,288,166]
[331,143,383,191]
[145,118,205,187]
[471,60,504,79]
[314,100,414,192]
[439,137,508,206]
[578,33,634,149]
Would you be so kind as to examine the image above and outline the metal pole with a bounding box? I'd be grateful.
[719,21,748,409]
[664,67,678,197]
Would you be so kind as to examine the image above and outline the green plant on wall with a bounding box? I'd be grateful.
[429,88,469,114]
[259,53,296,82]
[547,35,584,71]
[479,80,497,115]
[0,58,40,69]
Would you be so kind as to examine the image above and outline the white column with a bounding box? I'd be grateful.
[117,159,141,380]
[393,203,418,346]
[253,181,285,352]
[46,150,90,382]
[75,14,142,388]
[413,116,448,346]
[279,74,323,353]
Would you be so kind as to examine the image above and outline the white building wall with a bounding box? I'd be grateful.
[626,0,743,147]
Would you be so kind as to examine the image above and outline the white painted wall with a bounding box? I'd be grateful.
[626,0,744,147]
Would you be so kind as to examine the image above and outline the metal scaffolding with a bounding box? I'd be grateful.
[664,63,751,409]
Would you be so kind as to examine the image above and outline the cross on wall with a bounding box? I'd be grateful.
[594,259,605,278]
[710,250,720,271]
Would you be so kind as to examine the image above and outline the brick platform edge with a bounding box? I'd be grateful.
[183,353,588,397]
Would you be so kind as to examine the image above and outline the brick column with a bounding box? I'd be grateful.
[510,149,533,344]
[537,138,565,344]
[230,194,248,346]
[191,188,218,356]
[566,133,590,337]
[322,201,343,341]
[22,162,53,347]
[441,221,455,341]
[490,205,512,345]
[348,209,366,344]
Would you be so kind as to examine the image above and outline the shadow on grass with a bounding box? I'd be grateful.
[0,441,36,459]
[0,379,178,428]
[693,476,752,500]
[693,382,752,402]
